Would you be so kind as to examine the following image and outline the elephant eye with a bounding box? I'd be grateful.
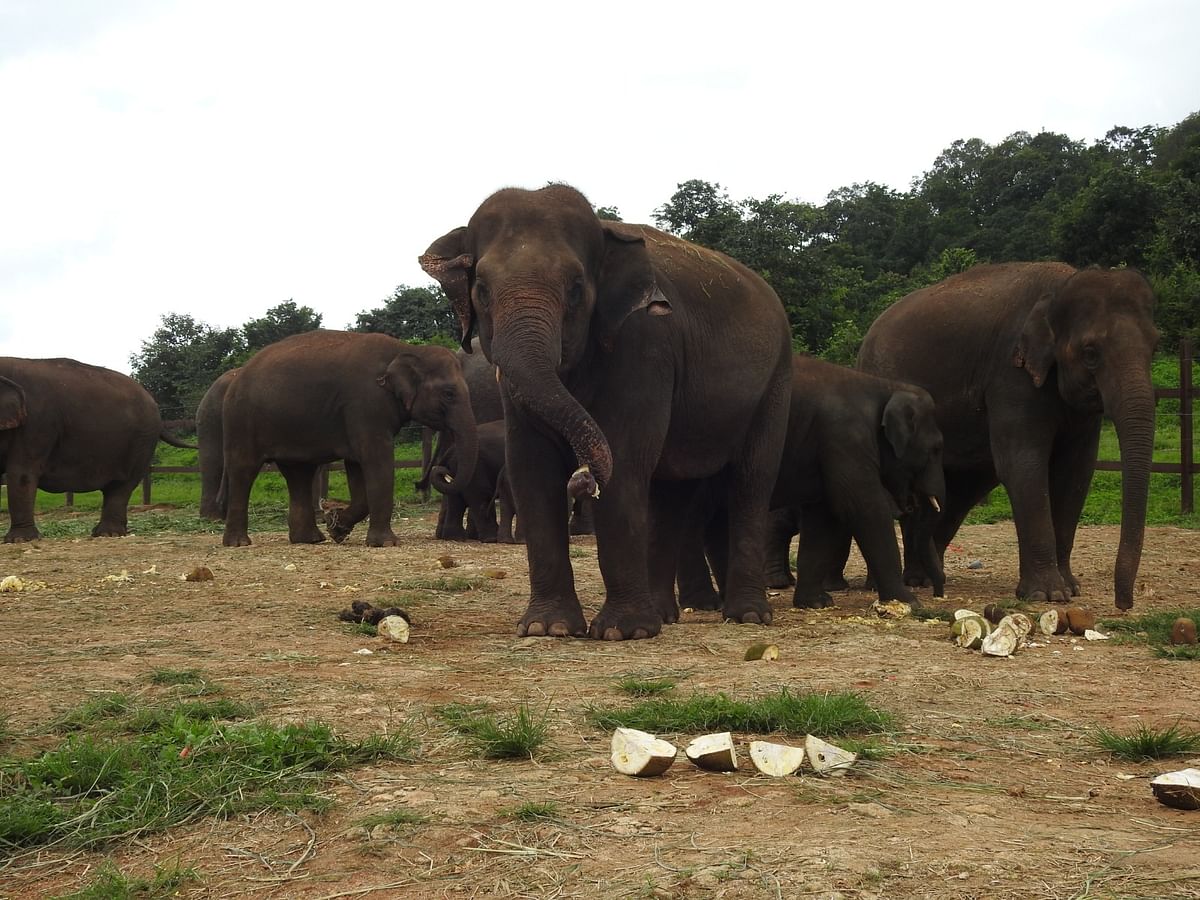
[567,279,584,309]
[1081,345,1101,370]
[474,280,491,310]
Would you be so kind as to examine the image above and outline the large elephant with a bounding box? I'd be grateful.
[858,263,1158,609]
[677,355,946,610]
[1,357,193,541]
[220,330,478,547]
[196,367,240,520]
[420,184,793,640]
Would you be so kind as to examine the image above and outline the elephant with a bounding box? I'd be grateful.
[676,355,946,611]
[196,367,240,520]
[857,262,1158,609]
[420,183,793,640]
[1,356,194,541]
[220,330,479,547]
[432,419,515,542]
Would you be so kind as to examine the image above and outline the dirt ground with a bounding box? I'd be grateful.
[1,508,1199,900]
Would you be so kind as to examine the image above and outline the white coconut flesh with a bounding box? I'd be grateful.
[610,728,677,777]
[981,623,1020,657]
[999,613,1034,638]
[377,615,410,643]
[1039,609,1066,635]
[953,608,980,621]
[1151,768,1200,810]
[804,734,857,774]
[684,732,739,772]
[748,740,807,777]
[952,615,989,649]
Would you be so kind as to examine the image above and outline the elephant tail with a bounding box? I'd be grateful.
[159,429,199,450]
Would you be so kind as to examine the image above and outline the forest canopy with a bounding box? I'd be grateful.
[132,112,1200,417]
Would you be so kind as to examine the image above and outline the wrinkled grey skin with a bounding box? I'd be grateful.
[677,355,946,611]
[858,263,1158,609]
[421,184,792,641]
[220,330,478,548]
[1,357,189,541]
[196,367,240,520]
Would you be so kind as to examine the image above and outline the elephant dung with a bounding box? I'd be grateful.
[1170,617,1198,645]
[684,732,739,772]
[749,740,806,777]
[804,735,857,775]
[611,728,677,777]
[377,614,411,643]
[1151,768,1200,810]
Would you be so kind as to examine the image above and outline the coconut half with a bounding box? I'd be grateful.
[981,622,1020,657]
[748,740,806,777]
[952,615,990,650]
[804,734,857,774]
[611,728,677,777]
[1064,607,1096,636]
[1039,609,1068,636]
[1151,768,1200,810]
[1000,613,1034,639]
[744,642,780,661]
[685,732,738,772]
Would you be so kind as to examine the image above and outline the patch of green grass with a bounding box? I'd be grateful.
[588,689,893,737]
[51,694,135,733]
[1094,721,1200,761]
[356,808,429,830]
[439,703,550,760]
[392,575,481,592]
[52,861,199,899]
[0,695,418,851]
[346,622,378,637]
[502,801,562,822]
[1100,608,1200,660]
[614,675,678,697]
[908,605,954,622]
[148,669,204,686]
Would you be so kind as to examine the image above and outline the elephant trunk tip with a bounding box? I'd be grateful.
[568,465,601,500]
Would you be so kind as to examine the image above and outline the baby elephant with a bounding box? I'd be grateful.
[679,355,946,610]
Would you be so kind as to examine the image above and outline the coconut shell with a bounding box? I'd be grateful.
[685,732,738,772]
[1151,768,1200,810]
[951,615,989,650]
[610,728,677,777]
[1064,607,1096,636]
[983,603,1007,625]
[377,614,411,643]
[1170,617,1198,646]
[1039,609,1068,636]
[981,622,1020,657]
[804,734,857,774]
[744,642,780,661]
[748,740,807,777]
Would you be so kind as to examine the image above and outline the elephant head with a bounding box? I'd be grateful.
[1013,267,1159,609]
[419,185,669,498]
[881,388,946,515]
[0,376,27,431]
[378,346,478,495]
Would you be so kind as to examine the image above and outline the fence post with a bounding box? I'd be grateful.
[65,492,74,509]
[1182,338,1194,515]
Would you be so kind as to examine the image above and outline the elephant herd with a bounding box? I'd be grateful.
[1,183,1160,642]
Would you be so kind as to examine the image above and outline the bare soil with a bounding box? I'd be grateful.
[2,510,1199,899]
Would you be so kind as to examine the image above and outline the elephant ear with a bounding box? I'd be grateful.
[419,227,475,352]
[0,376,27,429]
[595,223,672,353]
[1013,294,1056,388]
[882,391,918,459]
[378,356,417,414]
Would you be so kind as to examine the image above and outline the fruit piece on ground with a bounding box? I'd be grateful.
[744,642,780,661]
[1170,617,1198,645]
[377,614,411,643]
[1039,609,1068,636]
[1064,607,1096,636]
[953,608,981,621]
[1151,768,1200,810]
[951,615,989,650]
[1001,612,1034,638]
[611,728,678,777]
[748,740,807,777]
[804,734,857,774]
[871,599,912,619]
[983,603,1007,624]
[981,622,1020,657]
[685,732,738,772]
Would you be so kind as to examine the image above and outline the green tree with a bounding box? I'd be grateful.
[241,300,323,355]
[130,314,244,420]
[350,285,458,343]
[595,205,623,221]
[1056,165,1161,267]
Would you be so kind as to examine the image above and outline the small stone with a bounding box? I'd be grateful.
[967,559,984,570]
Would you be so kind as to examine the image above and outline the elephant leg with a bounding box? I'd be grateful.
[992,421,1070,604]
[676,490,722,611]
[824,535,852,592]
[763,506,798,589]
[358,448,399,547]
[326,462,369,543]
[846,496,915,605]
[93,477,139,537]
[470,491,500,543]
[907,469,992,588]
[647,479,701,623]
[277,462,325,544]
[496,469,518,544]
[506,419,585,637]
[439,493,468,540]
[2,466,41,543]
[221,460,261,547]
[465,507,480,540]
[902,512,945,597]
[589,471,665,640]
[569,497,595,535]
[1048,424,1101,597]
[792,505,847,609]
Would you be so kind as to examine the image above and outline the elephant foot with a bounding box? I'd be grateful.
[679,585,722,611]
[793,589,834,610]
[1059,567,1081,596]
[764,570,795,590]
[822,575,850,592]
[91,522,129,538]
[588,602,664,641]
[517,599,587,638]
[1016,571,1070,606]
[568,520,594,536]
[877,585,918,606]
[289,529,327,544]
[721,593,773,625]
[903,569,932,588]
[4,526,42,543]
[365,529,400,548]
[655,594,680,625]
[223,532,252,547]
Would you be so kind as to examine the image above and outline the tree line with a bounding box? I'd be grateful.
[133,112,1200,420]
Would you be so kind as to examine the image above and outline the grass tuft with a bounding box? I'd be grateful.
[0,693,418,851]
[1094,721,1200,761]
[356,808,429,830]
[503,800,562,822]
[587,689,893,737]
[615,675,678,697]
[439,703,550,759]
[391,575,481,592]
[1100,608,1200,660]
[51,694,134,733]
[148,668,205,686]
[53,860,199,899]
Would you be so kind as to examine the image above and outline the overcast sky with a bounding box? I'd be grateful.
[2,0,1197,375]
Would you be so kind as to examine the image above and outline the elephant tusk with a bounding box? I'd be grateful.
[495,366,502,383]
[568,464,601,500]
[929,496,941,513]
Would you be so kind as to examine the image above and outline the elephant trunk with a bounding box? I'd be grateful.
[1106,369,1155,610]
[490,310,612,496]
[431,403,478,496]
